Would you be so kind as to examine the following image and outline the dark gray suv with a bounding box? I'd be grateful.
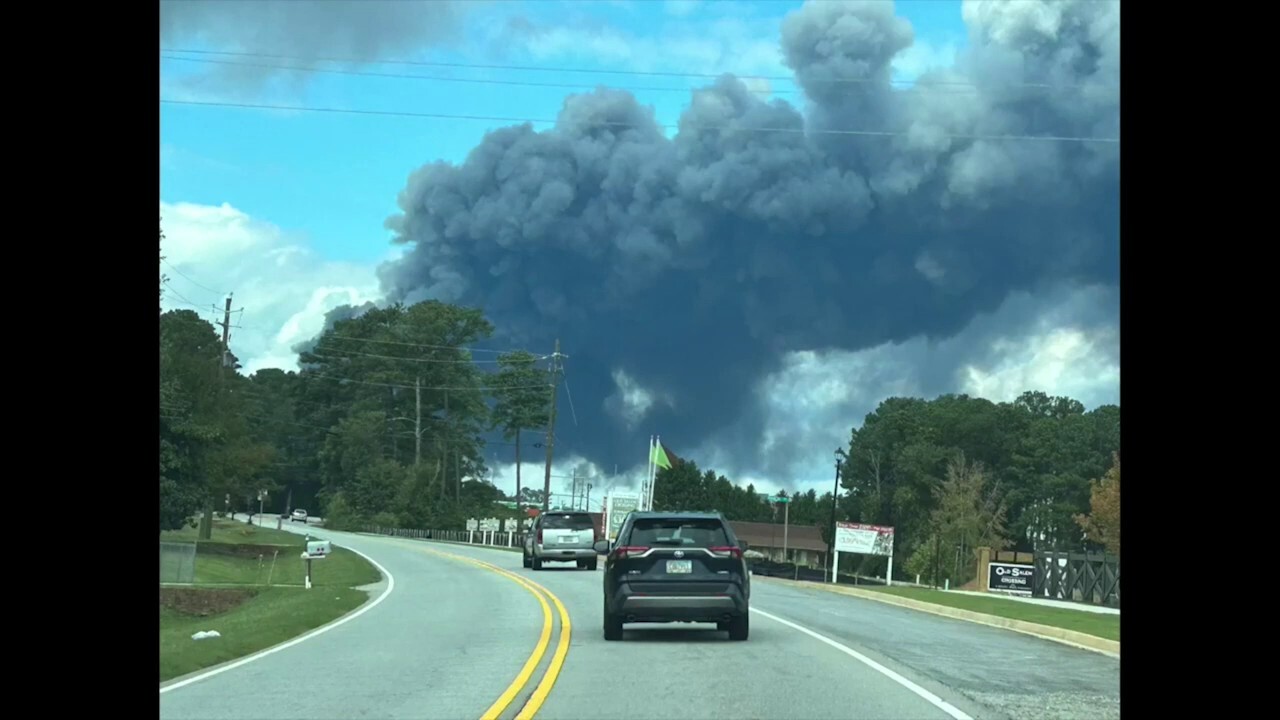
[593,511,751,641]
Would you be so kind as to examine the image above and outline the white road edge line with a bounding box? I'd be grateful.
[752,607,974,720]
[160,545,396,694]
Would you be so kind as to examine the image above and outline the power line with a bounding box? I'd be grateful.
[304,349,526,365]
[300,372,549,391]
[160,99,1120,145]
[322,333,534,354]
[160,47,1097,92]
[562,372,579,428]
[161,54,1001,98]
[167,409,527,450]
[162,283,222,315]
[161,290,211,313]
[161,54,789,97]
[161,257,227,297]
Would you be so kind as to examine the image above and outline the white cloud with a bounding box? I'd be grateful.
[687,283,1119,498]
[483,454,644,510]
[497,14,790,84]
[961,326,1120,405]
[603,368,675,429]
[159,200,386,375]
[891,38,961,84]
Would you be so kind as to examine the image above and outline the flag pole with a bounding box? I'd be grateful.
[644,435,654,511]
[649,435,660,510]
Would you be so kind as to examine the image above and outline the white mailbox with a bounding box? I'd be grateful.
[305,540,331,559]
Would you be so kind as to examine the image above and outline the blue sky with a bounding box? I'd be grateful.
[160,0,967,265]
[159,1,1119,498]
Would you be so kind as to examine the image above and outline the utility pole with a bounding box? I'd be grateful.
[440,389,450,501]
[414,376,422,467]
[200,295,234,541]
[782,494,791,563]
[541,339,563,512]
[575,467,584,510]
[219,295,232,363]
[829,450,842,575]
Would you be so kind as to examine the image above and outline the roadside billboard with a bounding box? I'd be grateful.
[834,522,895,557]
[605,492,640,541]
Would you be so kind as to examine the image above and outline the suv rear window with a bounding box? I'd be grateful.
[628,519,729,547]
[543,513,595,531]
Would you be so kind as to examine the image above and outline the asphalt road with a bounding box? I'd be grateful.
[161,521,1119,720]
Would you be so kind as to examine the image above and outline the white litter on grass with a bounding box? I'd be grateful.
[191,630,222,641]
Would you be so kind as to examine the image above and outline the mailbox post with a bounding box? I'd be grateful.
[301,536,331,589]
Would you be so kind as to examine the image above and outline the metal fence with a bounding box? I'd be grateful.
[368,526,527,550]
[1033,551,1120,608]
[161,542,197,583]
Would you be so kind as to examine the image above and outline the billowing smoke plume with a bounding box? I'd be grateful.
[376,0,1119,469]
[160,0,478,94]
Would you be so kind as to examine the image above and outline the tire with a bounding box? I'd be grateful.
[576,560,587,569]
[727,611,749,641]
[522,552,532,569]
[532,556,543,570]
[586,557,598,571]
[603,598,623,641]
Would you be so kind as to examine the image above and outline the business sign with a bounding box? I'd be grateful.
[605,492,640,540]
[988,562,1035,596]
[834,522,895,557]
[466,518,479,532]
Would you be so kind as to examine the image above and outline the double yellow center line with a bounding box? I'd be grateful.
[417,547,571,720]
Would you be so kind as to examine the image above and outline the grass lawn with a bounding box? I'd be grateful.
[160,517,383,682]
[865,586,1120,641]
[162,518,381,587]
[160,586,368,681]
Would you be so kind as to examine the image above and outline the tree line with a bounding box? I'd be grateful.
[160,281,553,537]
[650,390,1120,585]
[162,225,1118,571]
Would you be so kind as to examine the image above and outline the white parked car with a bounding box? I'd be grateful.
[290,509,308,523]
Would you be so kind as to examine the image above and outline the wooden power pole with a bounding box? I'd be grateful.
[200,294,235,540]
[541,339,563,512]
[414,375,422,467]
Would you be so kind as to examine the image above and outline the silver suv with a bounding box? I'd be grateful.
[523,511,599,571]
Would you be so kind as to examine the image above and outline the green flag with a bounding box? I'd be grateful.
[650,440,677,470]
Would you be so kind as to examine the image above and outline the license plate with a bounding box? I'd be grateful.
[559,536,574,543]
[666,560,692,574]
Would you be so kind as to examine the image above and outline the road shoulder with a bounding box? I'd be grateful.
[756,577,1119,658]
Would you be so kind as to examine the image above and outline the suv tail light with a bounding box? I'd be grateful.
[536,528,543,544]
[710,546,743,559]
[615,546,649,559]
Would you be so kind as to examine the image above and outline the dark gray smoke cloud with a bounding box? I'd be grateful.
[160,0,477,95]
[375,0,1120,469]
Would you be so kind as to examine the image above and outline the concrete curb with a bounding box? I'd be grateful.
[762,577,1120,658]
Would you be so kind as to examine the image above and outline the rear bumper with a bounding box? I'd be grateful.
[534,545,596,561]
[609,583,748,623]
